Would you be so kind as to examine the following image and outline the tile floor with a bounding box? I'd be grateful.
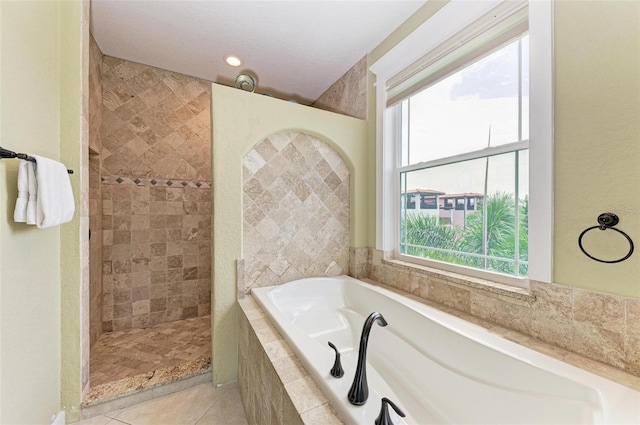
[76,383,248,425]
[91,316,211,387]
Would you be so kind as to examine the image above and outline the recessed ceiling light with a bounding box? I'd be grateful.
[224,55,243,67]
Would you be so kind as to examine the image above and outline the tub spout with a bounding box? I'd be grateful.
[348,311,387,405]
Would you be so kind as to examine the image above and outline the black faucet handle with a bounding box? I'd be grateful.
[327,341,344,378]
[375,397,406,425]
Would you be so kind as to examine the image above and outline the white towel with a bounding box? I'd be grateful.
[26,161,38,225]
[32,155,75,228]
[13,160,30,222]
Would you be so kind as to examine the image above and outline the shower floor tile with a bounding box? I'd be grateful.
[90,315,211,388]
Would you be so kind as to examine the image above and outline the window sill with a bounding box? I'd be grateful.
[381,257,535,303]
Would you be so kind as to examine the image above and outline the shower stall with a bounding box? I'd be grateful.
[87,33,212,401]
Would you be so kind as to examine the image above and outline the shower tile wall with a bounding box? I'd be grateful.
[99,56,211,331]
[89,33,104,347]
[312,55,367,120]
[89,156,103,345]
[242,132,350,292]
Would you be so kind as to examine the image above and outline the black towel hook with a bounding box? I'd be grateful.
[578,213,634,263]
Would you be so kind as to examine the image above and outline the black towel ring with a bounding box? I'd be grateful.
[578,213,634,264]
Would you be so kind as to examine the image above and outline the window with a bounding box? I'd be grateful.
[404,194,416,209]
[421,195,437,210]
[371,0,553,287]
[397,35,529,279]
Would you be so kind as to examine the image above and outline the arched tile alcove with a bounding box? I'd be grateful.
[242,131,350,292]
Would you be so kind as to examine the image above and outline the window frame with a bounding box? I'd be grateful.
[371,0,553,287]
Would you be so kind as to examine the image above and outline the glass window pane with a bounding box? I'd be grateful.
[483,153,516,275]
[399,150,528,277]
[403,36,526,165]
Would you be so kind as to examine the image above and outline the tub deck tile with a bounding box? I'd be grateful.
[253,321,280,344]
[300,403,344,425]
[272,355,307,384]
[265,338,294,360]
[284,375,328,414]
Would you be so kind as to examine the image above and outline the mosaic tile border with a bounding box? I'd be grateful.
[101,175,211,189]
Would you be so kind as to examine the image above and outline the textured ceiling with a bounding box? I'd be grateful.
[90,0,426,104]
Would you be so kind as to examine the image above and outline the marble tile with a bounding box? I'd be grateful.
[74,415,114,425]
[100,61,211,181]
[531,281,574,350]
[573,289,625,368]
[428,277,471,313]
[90,315,211,389]
[625,298,640,374]
[574,289,624,331]
[531,281,573,319]
[470,291,532,335]
[284,376,327,414]
[95,56,212,332]
[113,383,225,425]
[264,337,294,361]
[195,385,248,425]
[243,132,350,292]
[311,55,367,120]
[271,354,308,385]
[101,178,211,330]
[300,403,345,425]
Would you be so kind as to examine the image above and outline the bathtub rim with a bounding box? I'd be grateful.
[250,275,640,424]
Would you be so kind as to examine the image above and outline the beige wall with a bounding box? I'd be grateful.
[60,0,87,419]
[553,1,640,298]
[99,57,212,330]
[211,84,368,385]
[0,0,84,423]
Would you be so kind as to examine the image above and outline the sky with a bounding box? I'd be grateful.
[399,35,530,197]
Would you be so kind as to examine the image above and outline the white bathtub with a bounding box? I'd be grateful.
[251,275,640,425]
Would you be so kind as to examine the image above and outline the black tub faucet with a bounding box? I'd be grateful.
[375,397,406,425]
[328,341,344,378]
[348,311,388,405]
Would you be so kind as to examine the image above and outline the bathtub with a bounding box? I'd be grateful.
[251,275,640,425]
